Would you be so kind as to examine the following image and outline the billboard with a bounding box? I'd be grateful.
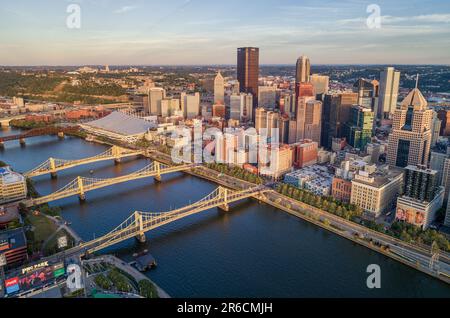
[5,277,20,295]
[4,261,66,294]
[396,207,426,227]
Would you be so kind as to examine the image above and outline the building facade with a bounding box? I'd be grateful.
[386,87,433,168]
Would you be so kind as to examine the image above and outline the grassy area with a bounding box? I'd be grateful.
[24,213,58,253]
[43,228,76,256]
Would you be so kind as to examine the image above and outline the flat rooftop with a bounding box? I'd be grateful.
[84,112,157,136]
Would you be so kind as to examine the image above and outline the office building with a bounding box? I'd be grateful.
[292,140,318,168]
[147,87,166,115]
[181,92,200,119]
[258,86,277,110]
[212,103,226,119]
[350,167,404,218]
[214,71,225,104]
[295,55,311,84]
[438,110,450,136]
[343,106,374,150]
[321,92,358,149]
[295,98,322,145]
[377,67,400,121]
[386,86,433,168]
[259,145,293,180]
[310,74,329,96]
[353,79,379,111]
[0,167,27,204]
[237,47,259,111]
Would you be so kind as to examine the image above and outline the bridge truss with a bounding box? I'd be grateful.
[25,162,192,207]
[24,146,143,178]
[77,185,269,254]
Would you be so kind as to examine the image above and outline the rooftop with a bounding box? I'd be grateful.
[0,167,25,185]
[84,112,157,136]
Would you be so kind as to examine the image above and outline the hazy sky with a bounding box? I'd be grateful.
[1,0,450,65]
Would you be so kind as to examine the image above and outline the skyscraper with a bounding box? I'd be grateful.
[214,71,225,104]
[237,47,259,114]
[147,87,166,115]
[343,106,374,150]
[296,55,311,84]
[377,67,401,121]
[295,97,322,144]
[353,79,378,111]
[321,92,358,149]
[387,85,433,168]
[181,92,200,119]
[310,74,330,98]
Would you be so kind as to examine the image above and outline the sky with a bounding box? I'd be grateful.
[0,0,450,65]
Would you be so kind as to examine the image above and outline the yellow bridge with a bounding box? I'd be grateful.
[24,162,193,207]
[24,146,143,178]
[74,185,270,254]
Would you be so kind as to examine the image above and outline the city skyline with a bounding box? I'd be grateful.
[1,0,450,66]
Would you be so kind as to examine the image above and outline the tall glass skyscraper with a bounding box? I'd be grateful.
[237,47,259,116]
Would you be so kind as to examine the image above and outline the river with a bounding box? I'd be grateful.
[1,127,450,298]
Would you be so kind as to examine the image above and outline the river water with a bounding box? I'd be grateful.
[1,127,449,298]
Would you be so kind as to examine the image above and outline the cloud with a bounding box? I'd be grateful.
[113,6,138,14]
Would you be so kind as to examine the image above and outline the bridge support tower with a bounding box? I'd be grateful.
[77,176,86,202]
[154,161,162,183]
[49,158,57,179]
[112,146,122,165]
[134,211,146,243]
[218,187,230,212]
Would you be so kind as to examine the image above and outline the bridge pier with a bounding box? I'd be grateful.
[57,132,65,139]
[78,194,86,202]
[218,204,230,212]
[136,233,147,243]
[114,158,121,165]
[50,172,58,179]
[19,138,26,146]
[0,141,4,149]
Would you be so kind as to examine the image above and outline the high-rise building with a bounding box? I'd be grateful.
[258,86,277,110]
[438,110,450,136]
[212,103,226,119]
[310,74,329,96]
[283,93,296,118]
[396,165,444,230]
[403,165,439,202]
[181,92,200,119]
[295,55,311,84]
[353,79,378,111]
[386,86,433,168]
[237,47,259,112]
[214,71,225,104]
[431,111,442,148]
[377,67,400,121]
[296,82,315,98]
[255,107,267,134]
[343,105,374,150]
[321,92,358,149]
[147,88,166,115]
